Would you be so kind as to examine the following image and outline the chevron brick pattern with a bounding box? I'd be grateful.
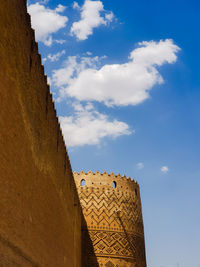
[79,186,144,234]
[74,171,146,267]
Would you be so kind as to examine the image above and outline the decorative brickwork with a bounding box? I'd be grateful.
[74,171,146,267]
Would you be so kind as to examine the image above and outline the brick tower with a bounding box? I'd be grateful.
[74,171,146,267]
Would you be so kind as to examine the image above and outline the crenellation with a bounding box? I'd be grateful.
[0,1,83,266]
[74,171,146,266]
[30,29,35,43]
[26,12,31,25]
[44,73,48,83]
[73,170,138,184]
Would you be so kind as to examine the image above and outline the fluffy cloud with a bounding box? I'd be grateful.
[55,4,66,13]
[52,54,106,100]
[72,1,80,10]
[71,0,114,40]
[105,11,114,22]
[44,50,66,62]
[52,39,180,106]
[161,166,169,173]
[28,3,68,46]
[55,39,66,44]
[59,103,131,147]
[137,162,144,169]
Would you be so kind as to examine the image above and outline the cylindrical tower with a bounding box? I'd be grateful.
[74,171,146,267]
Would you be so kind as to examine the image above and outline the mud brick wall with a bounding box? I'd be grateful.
[0,1,82,266]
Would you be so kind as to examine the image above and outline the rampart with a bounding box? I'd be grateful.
[74,171,146,267]
[0,1,83,266]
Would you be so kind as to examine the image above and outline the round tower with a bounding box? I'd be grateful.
[74,171,146,267]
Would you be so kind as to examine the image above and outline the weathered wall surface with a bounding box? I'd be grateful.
[74,171,147,267]
[0,1,82,266]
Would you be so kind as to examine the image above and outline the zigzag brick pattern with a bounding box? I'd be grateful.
[74,171,146,267]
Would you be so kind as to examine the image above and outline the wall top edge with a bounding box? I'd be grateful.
[73,170,138,185]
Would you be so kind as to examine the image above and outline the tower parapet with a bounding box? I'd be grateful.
[74,171,146,267]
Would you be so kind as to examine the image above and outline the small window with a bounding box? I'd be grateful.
[80,179,86,186]
[112,181,117,189]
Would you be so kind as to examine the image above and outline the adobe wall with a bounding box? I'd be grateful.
[0,1,82,266]
[74,171,147,267]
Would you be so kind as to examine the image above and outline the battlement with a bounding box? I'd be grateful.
[74,171,139,193]
[74,170,146,266]
[0,1,82,266]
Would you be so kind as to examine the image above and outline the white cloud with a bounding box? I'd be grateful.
[59,103,131,147]
[70,0,114,40]
[52,39,180,106]
[28,3,68,46]
[53,56,80,90]
[55,4,66,13]
[105,11,114,22]
[73,1,80,10]
[52,54,106,100]
[137,162,144,170]
[161,166,169,173]
[55,39,66,44]
[44,36,53,46]
[46,50,66,62]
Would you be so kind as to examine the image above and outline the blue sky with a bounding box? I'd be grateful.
[27,0,200,266]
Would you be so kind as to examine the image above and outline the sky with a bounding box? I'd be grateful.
[27,0,200,266]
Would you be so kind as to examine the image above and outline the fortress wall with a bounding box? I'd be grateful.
[0,1,82,266]
[74,171,147,267]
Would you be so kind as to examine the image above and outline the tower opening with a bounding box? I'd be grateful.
[80,179,86,186]
[112,181,117,188]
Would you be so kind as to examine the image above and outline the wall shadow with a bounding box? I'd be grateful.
[81,216,99,267]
